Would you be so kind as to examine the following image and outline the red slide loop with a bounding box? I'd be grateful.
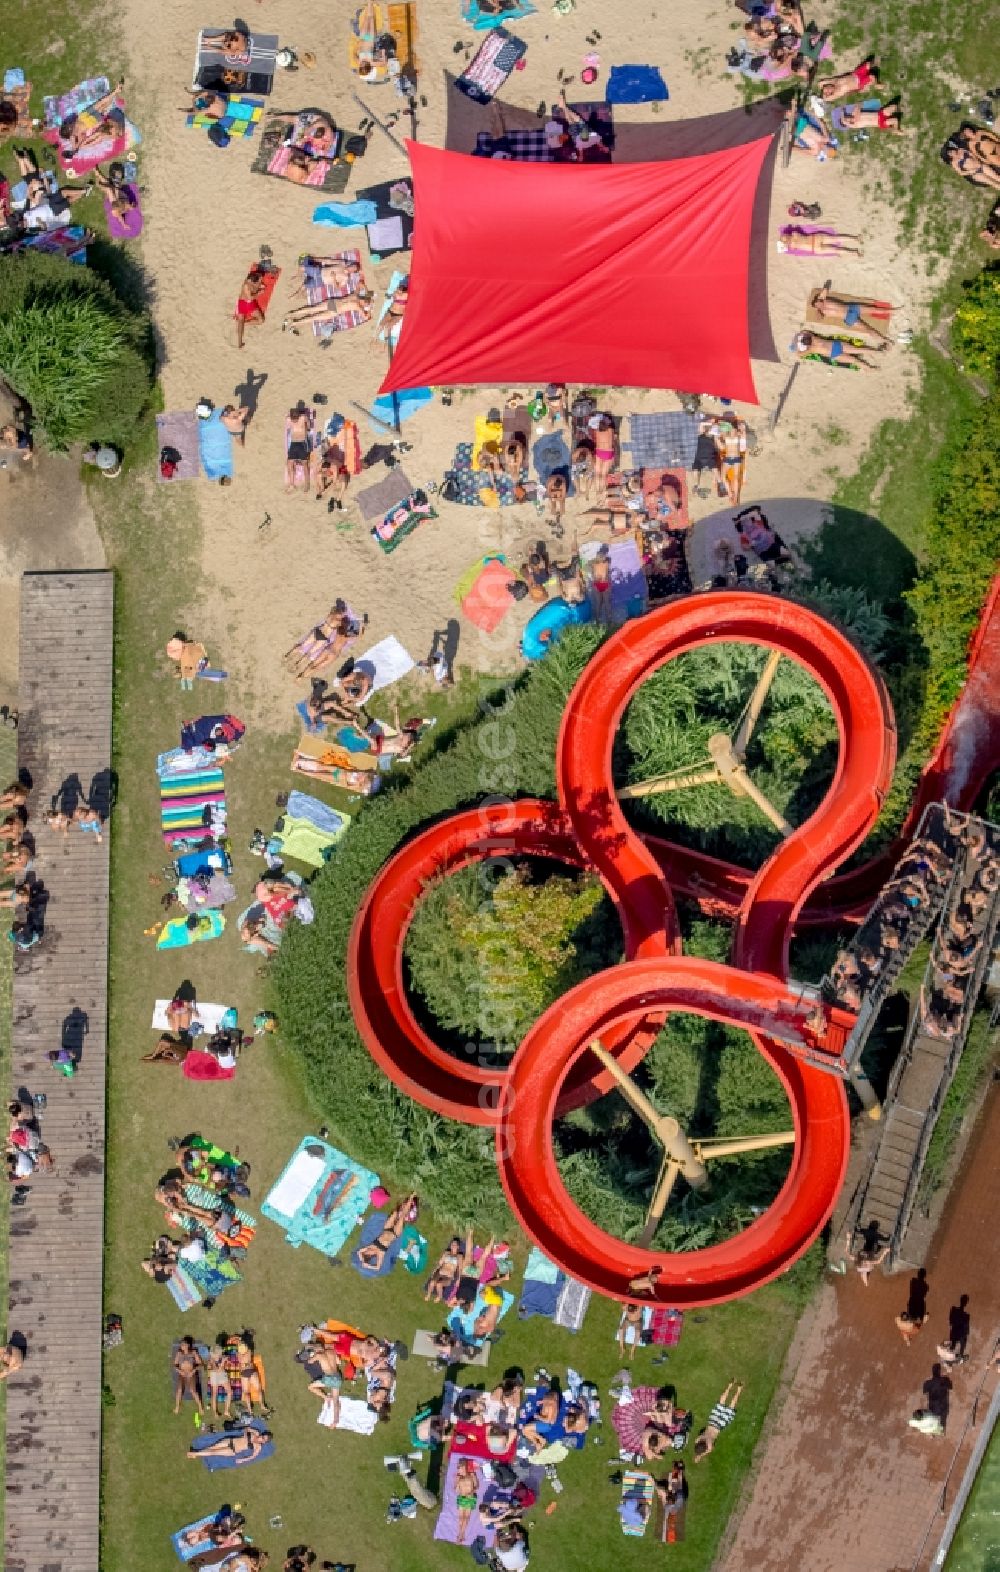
[349,592,898,1301]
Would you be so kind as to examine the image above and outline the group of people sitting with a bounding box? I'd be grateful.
[611,1373,744,1466]
[423,1228,512,1362]
[172,1327,268,1420]
[297,1322,402,1424]
[238,871,315,958]
[5,1096,53,1191]
[941,122,1000,248]
[143,1004,251,1068]
[302,658,427,768]
[920,813,998,1040]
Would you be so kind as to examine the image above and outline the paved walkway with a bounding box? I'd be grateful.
[719,1082,1000,1572]
[4,571,114,1572]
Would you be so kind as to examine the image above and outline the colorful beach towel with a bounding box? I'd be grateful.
[581,537,647,622]
[460,557,516,632]
[160,766,227,845]
[350,2,418,85]
[262,1137,378,1256]
[198,409,234,481]
[104,182,142,240]
[619,1470,655,1536]
[252,115,353,192]
[464,0,536,27]
[270,809,349,868]
[156,912,226,949]
[156,412,200,482]
[372,491,437,552]
[42,78,138,174]
[187,95,264,140]
[171,1514,218,1562]
[454,27,527,103]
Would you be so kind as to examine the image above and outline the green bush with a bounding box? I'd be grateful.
[0,251,155,450]
[952,264,1000,383]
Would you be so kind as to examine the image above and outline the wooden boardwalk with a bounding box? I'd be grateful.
[4,571,113,1572]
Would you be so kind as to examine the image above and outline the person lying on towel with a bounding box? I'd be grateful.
[187,1424,272,1464]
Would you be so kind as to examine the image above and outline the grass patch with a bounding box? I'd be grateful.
[915,1009,999,1211]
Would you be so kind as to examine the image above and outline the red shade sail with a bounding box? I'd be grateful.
[379,137,775,404]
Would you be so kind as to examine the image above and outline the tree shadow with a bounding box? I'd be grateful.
[800,503,919,606]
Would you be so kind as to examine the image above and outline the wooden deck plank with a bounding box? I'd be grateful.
[4,571,113,1572]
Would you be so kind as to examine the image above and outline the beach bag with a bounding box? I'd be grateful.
[160,446,182,479]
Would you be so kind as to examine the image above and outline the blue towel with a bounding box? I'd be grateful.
[313,199,379,227]
[465,0,537,28]
[350,1210,404,1277]
[172,1514,217,1562]
[197,409,234,480]
[189,1418,274,1472]
[607,64,668,103]
[286,790,347,834]
[370,387,433,427]
[295,698,325,735]
[4,67,25,90]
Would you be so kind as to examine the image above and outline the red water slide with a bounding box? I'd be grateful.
[349,592,902,1303]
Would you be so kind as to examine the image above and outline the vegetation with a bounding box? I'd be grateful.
[952,264,1000,384]
[0,253,155,450]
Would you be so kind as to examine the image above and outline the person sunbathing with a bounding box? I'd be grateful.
[790,110,838,159]
[142,1234,179,1281]
[173,1336,206,1414]
[203,25,252,54]
[367,1352,395,1421]
[545,470,568,525]
[589,414,616,497]
[794,330,881,370]
[425,1236,464,1302]
[234,269,267,349]
[357,1192,419,1272]
[503,434,527,479]
[570,441,595,499]
[284,602,360,675]
[156,1176,222,1228]
[267,112,337,156]
[306,1344,344,1402]
[205,1344,234,1418]
[693,1381,743,1461]
[180,87,229,121]
[58,80,124,153]
[951,124,1000,169]
[838,100,904,134]
[811,288,899,345]
[471,1290,506,1341]
[817,55,880,101]
[282,290,373,332]
[455,1459,479,1544]
[2,844,32,878]
[188,1425,271,1462]
[778,226,863,255]
[291,255,358,297]
[141,1032,191,1065]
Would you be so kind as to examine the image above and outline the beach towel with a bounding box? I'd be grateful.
[455,27,528,103]
[158,743,235,775]
[582,537,647,623]
[252,114,353,192]
[352,176,415,257]
[312,198,379,227]
[198,409,234,480]
[317,1394,378,1433]
[175,846,232,878]
[155,412,200,482]
[411,1328,491,1366]
[641,465,690,530]
[647,1307,683,1346]
[235,261,279,325]
[181,713,245,751]
[830,98,883,133]
[171,1513,220,1562]
[157,912,226,949]
[166,1262,204,1312]
[607,64,668,104]
[475,101,614,163]
[778,223,839,255]
[291,742,381,797]
[619,1470,655,1536]
[443,441,522,508]
[151,999,230,1033]
[517,1245,564,1319]
[195,28,278,96]
[12,225,89,264]
[805,286,894,342]
[104,182,143,240]
[160,767,227,845]
[447,1288,515,1345]
[349,2,418,85]
[532,431,572,486]
[552,1275,591,1331]
[355,467,414,521]
[400,1226,428,1274]
[188,95,264,139]
[298,250,369,338]
[354,634,416,694]
[0,81,32,139]
[262,1137,378,1256]
[285,790,350,834]
[177,871,237,910]
[626,411,701,470]
[42,77,139,173]
[350,1209,404,1277]
[189,1418,273,1471]
[182,1049,236,1082]
[461,558,516,632]
[434,1453,495,1545]
[465,0,536,27]
[375,269,409,346]
[271,810,349,868]
[371,490,437,553]
[285,408,318,481]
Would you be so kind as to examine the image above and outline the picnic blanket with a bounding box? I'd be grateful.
[187,95,264,139]
[443,441,521,507]
[156,412,201,482]
[166,1243,242,1310]
[355,177,415,257]
[355,466,413,520]
[412,1328,490,1366]
[460,558,516,632]
[349,2,418,85]
[371,490,437,552]
[607,64,668,104]
[626,411,701,470]
[619,1470,655,1536]
[156,912,226,949]
[532,430,572,486]
[198,409,234,481]
[447,1287,515,1344]
[349,1209,406,1277]
[195,28,278,96]
[262,1137,378,1256]
[0,82,32,139]
[518,1245,565,1319]
[189,1418,274,1471]
[454,27,527,103]
[252,114,354,192]
[474,101,614,163]
[270,808,350,868]
[10,225,89,263]
[552,1275,591,1331]
[465,0,536,26]
[370,387,434,427]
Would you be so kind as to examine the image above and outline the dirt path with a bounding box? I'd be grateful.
[719,1085,1000,1572]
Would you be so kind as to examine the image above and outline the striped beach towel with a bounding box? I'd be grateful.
[160,768,226,845]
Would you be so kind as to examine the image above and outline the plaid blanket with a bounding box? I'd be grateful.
[625,411,701,470]
[474,101,613,162]
[455,26,527,103]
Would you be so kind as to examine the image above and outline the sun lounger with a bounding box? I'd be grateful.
[454,26,527,103]
[194,28,278,97]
